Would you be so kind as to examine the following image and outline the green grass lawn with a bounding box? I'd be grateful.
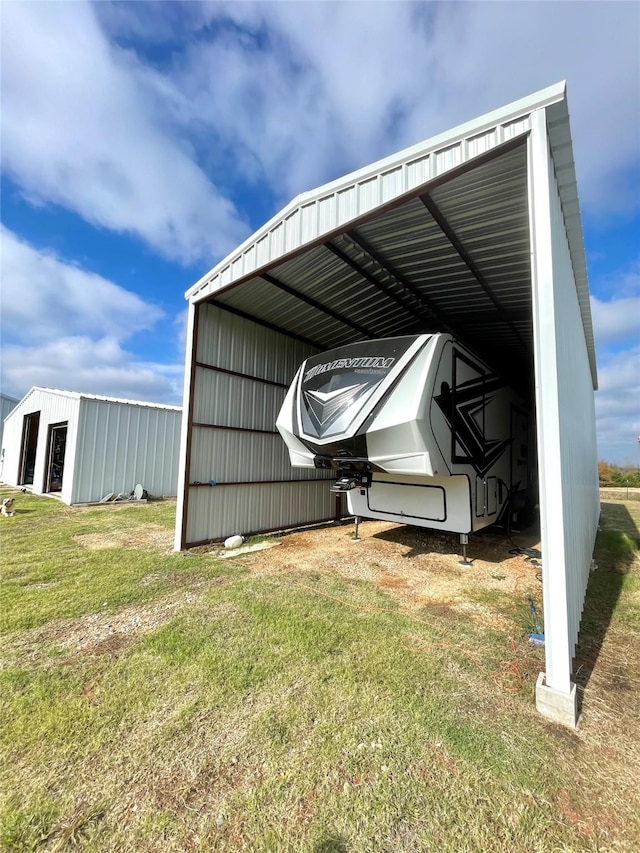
[1,488,638,852]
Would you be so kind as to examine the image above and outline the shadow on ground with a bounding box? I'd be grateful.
[573,502,639,708]
[313,834,348,853]
[372,519,541,564]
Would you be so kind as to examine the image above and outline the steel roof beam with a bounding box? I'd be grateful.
[325,239,439,331]
[260,272,374,339]
[420,193,528,353]
[342,230,452,331]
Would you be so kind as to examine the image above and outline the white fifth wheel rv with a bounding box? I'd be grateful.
[277,333,531,541]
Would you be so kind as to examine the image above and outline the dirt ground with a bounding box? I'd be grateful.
[60,518,542,663]
[227,518,544,634]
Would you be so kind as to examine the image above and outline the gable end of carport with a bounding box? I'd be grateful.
[176,85,600,728]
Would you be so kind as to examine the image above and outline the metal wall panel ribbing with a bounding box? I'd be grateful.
[183,304,331,545]
[185,481,334,546]
[529,109,599,698]
[197,304,315,384]
[549,134,600,676]
[0,394,19,462]
[244,245,414,338]
[175,301,198,550]
[73,399,181,503]
[300,202,319,244]
[193,368,285,432]
[546,102,596,385]
[0,394,18,422]
[1,405,23,484]
[190,427,317,484]
[216,281,357,349]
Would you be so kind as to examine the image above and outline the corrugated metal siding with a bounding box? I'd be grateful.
[193,367,285,431]
[325,144,533,379]
[546,100,596,385]
[183,304,334,544]
[549,136,599,681]
[73,399,181,503]
[215,278,358,350]
[357,200,494,312]
[1,397,30,486]
[196,303,316,384]
[0,394,19,461]
[209,143,534,396]
[0,413,21,485]
[529,110,599,695]
[190,427,315,484]
[185,481,335,545]
[426,147,533,362]
[0,394,19,421]
[0,388,80,503]
[429,149,531,312]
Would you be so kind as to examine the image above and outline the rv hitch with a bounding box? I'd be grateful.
[330,472,372,493]
[331,478,359,493]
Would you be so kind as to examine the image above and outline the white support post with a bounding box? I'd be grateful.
[174,301,198,551]
[528,108,577,727]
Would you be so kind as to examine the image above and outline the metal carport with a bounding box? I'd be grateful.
[175,82,599,727]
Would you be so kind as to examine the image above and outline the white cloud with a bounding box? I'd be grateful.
[173,308,189,359]
[1,337,183,405]
[595,345,640,464]
[136,1,640,214]
[3,1,637,261]
[591,259,640,350]
[130,2,444,199]
[0,228,182,404]
[591,259,640,462]
[0,226,162,344]
[2,1,638,435]
[591,294,640,348]
[0,1,248,265]
[401,1,640,215]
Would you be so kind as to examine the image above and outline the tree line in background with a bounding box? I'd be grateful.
[599,462,640,488]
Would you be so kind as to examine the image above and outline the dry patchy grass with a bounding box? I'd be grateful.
[1,488,639,852]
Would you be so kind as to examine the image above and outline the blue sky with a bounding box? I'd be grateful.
[1,1,639,465]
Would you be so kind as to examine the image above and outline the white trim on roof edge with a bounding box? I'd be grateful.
[12,387,181,412]
[291,81,567,207]
[186,82,566,303]
[185,80,595,387]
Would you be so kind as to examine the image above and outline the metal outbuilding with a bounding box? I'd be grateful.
[1,387,182,505]
[175,82,599,727]
[0,393,19,468]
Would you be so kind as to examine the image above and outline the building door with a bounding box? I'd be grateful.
[18,412,40,485]
[44,422,68,493]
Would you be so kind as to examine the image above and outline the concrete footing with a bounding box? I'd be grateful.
[535,672,578,728]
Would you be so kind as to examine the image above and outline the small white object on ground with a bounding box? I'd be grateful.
[224,534,244,549]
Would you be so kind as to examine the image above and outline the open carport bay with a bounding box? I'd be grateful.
[176,83,600,725]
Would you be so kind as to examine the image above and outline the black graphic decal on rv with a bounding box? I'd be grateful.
[304,357,395,383]
[303,382,376,433]
[298,336,419,440]
[434,373,510,477]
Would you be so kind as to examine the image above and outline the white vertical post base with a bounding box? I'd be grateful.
[535,672,578,728]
